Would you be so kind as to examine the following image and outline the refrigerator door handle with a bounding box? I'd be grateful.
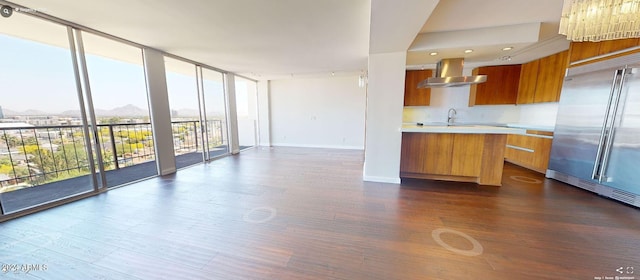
[591,69,624,180]
[597,68,628,183]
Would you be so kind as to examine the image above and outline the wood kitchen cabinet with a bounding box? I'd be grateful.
[400,132,507,186]
[404,70,433,106]
[569,38,640,64]
[598,38,640,55]
[517,50,569,104]
[469,64,521,106]
[516,60,539,104]
[401,133,483,177]
[504,131,553,174]
[534,50,568,102]
[568,41,602,62]
[450,134,484,177]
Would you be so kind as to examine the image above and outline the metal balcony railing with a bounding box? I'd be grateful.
[0,119,224,192]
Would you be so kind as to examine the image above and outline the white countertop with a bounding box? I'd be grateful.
[402,124,527,134]
[505,123,555,132]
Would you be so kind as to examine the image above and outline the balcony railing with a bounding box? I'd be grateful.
[0,119,224,192]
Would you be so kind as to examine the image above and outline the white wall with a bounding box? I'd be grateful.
[269,75,366,149]
[363,52,406,183]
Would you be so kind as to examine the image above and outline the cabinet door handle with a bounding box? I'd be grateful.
[506,145,534,153]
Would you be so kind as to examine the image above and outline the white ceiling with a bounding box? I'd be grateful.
[5,0,570,80]
[409,0,570,69]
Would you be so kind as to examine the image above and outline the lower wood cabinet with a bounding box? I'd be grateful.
[400,132,508,186]
[400,133,483,177]
[504,131,553,173]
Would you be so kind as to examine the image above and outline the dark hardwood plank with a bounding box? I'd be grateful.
[0,147,638,279]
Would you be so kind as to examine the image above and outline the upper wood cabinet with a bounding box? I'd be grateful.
[404,70,432,106]
[568,41,601,62]
[569,38,640,63]
[469,65,521,106]
[517,50,569,104]
[598,38,639,55]
[516,60,539,104]
[535,50,569,103]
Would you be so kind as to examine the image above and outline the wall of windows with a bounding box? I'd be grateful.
[0,12,94,213]
[165,57,232,166]
[0,6,246,219]
[202,69,229,159]
[164,57,203,168]
[82,31,158,186]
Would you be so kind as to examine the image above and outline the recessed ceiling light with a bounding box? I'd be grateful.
[502,47,514,51]
[429,52,438,56]
[464,49,473,53]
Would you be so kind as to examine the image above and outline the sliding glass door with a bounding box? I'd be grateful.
[0,13,95,213]
[201,68,229,159]
[81,32,157,187]
[164,57,203,168]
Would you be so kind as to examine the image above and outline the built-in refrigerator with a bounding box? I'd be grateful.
[547,52,640,207]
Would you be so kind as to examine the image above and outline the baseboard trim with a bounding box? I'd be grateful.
[271,143,364,150]
[363,175,401,184]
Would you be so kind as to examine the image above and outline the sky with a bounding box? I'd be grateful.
[0,32,250,117]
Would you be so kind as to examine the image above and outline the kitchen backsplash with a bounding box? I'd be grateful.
[403,105,520,124]
[402,86,559,126]
[517,102,558,126]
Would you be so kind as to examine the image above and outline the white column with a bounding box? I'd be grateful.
[246,80,258,147]
[225,73,240,154]
[257,80,271,146]
[142,48,176,175]
[363,52,406,184]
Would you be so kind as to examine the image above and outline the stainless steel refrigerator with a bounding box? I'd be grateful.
[547,52,640,207]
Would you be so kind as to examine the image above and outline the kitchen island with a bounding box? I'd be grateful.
[400,124,526,186]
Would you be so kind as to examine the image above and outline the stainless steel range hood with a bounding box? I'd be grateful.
[417,58,486,88]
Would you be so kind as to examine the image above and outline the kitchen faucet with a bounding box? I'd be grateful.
[447,108,457,125]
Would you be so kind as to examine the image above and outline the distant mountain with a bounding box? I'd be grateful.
[60,104,149,117]
[2,104,205,118]
[3,108,51,116]
[2,104,148,117]
[99,104,149,117]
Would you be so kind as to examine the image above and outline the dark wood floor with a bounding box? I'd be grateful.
[0,147,638,279]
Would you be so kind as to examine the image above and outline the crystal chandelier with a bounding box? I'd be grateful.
[559,0,640,42]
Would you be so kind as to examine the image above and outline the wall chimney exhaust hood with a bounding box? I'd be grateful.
[417,58,486,88]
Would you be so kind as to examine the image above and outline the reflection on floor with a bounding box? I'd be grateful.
[0,147,638,279]
[0,146,232,214]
